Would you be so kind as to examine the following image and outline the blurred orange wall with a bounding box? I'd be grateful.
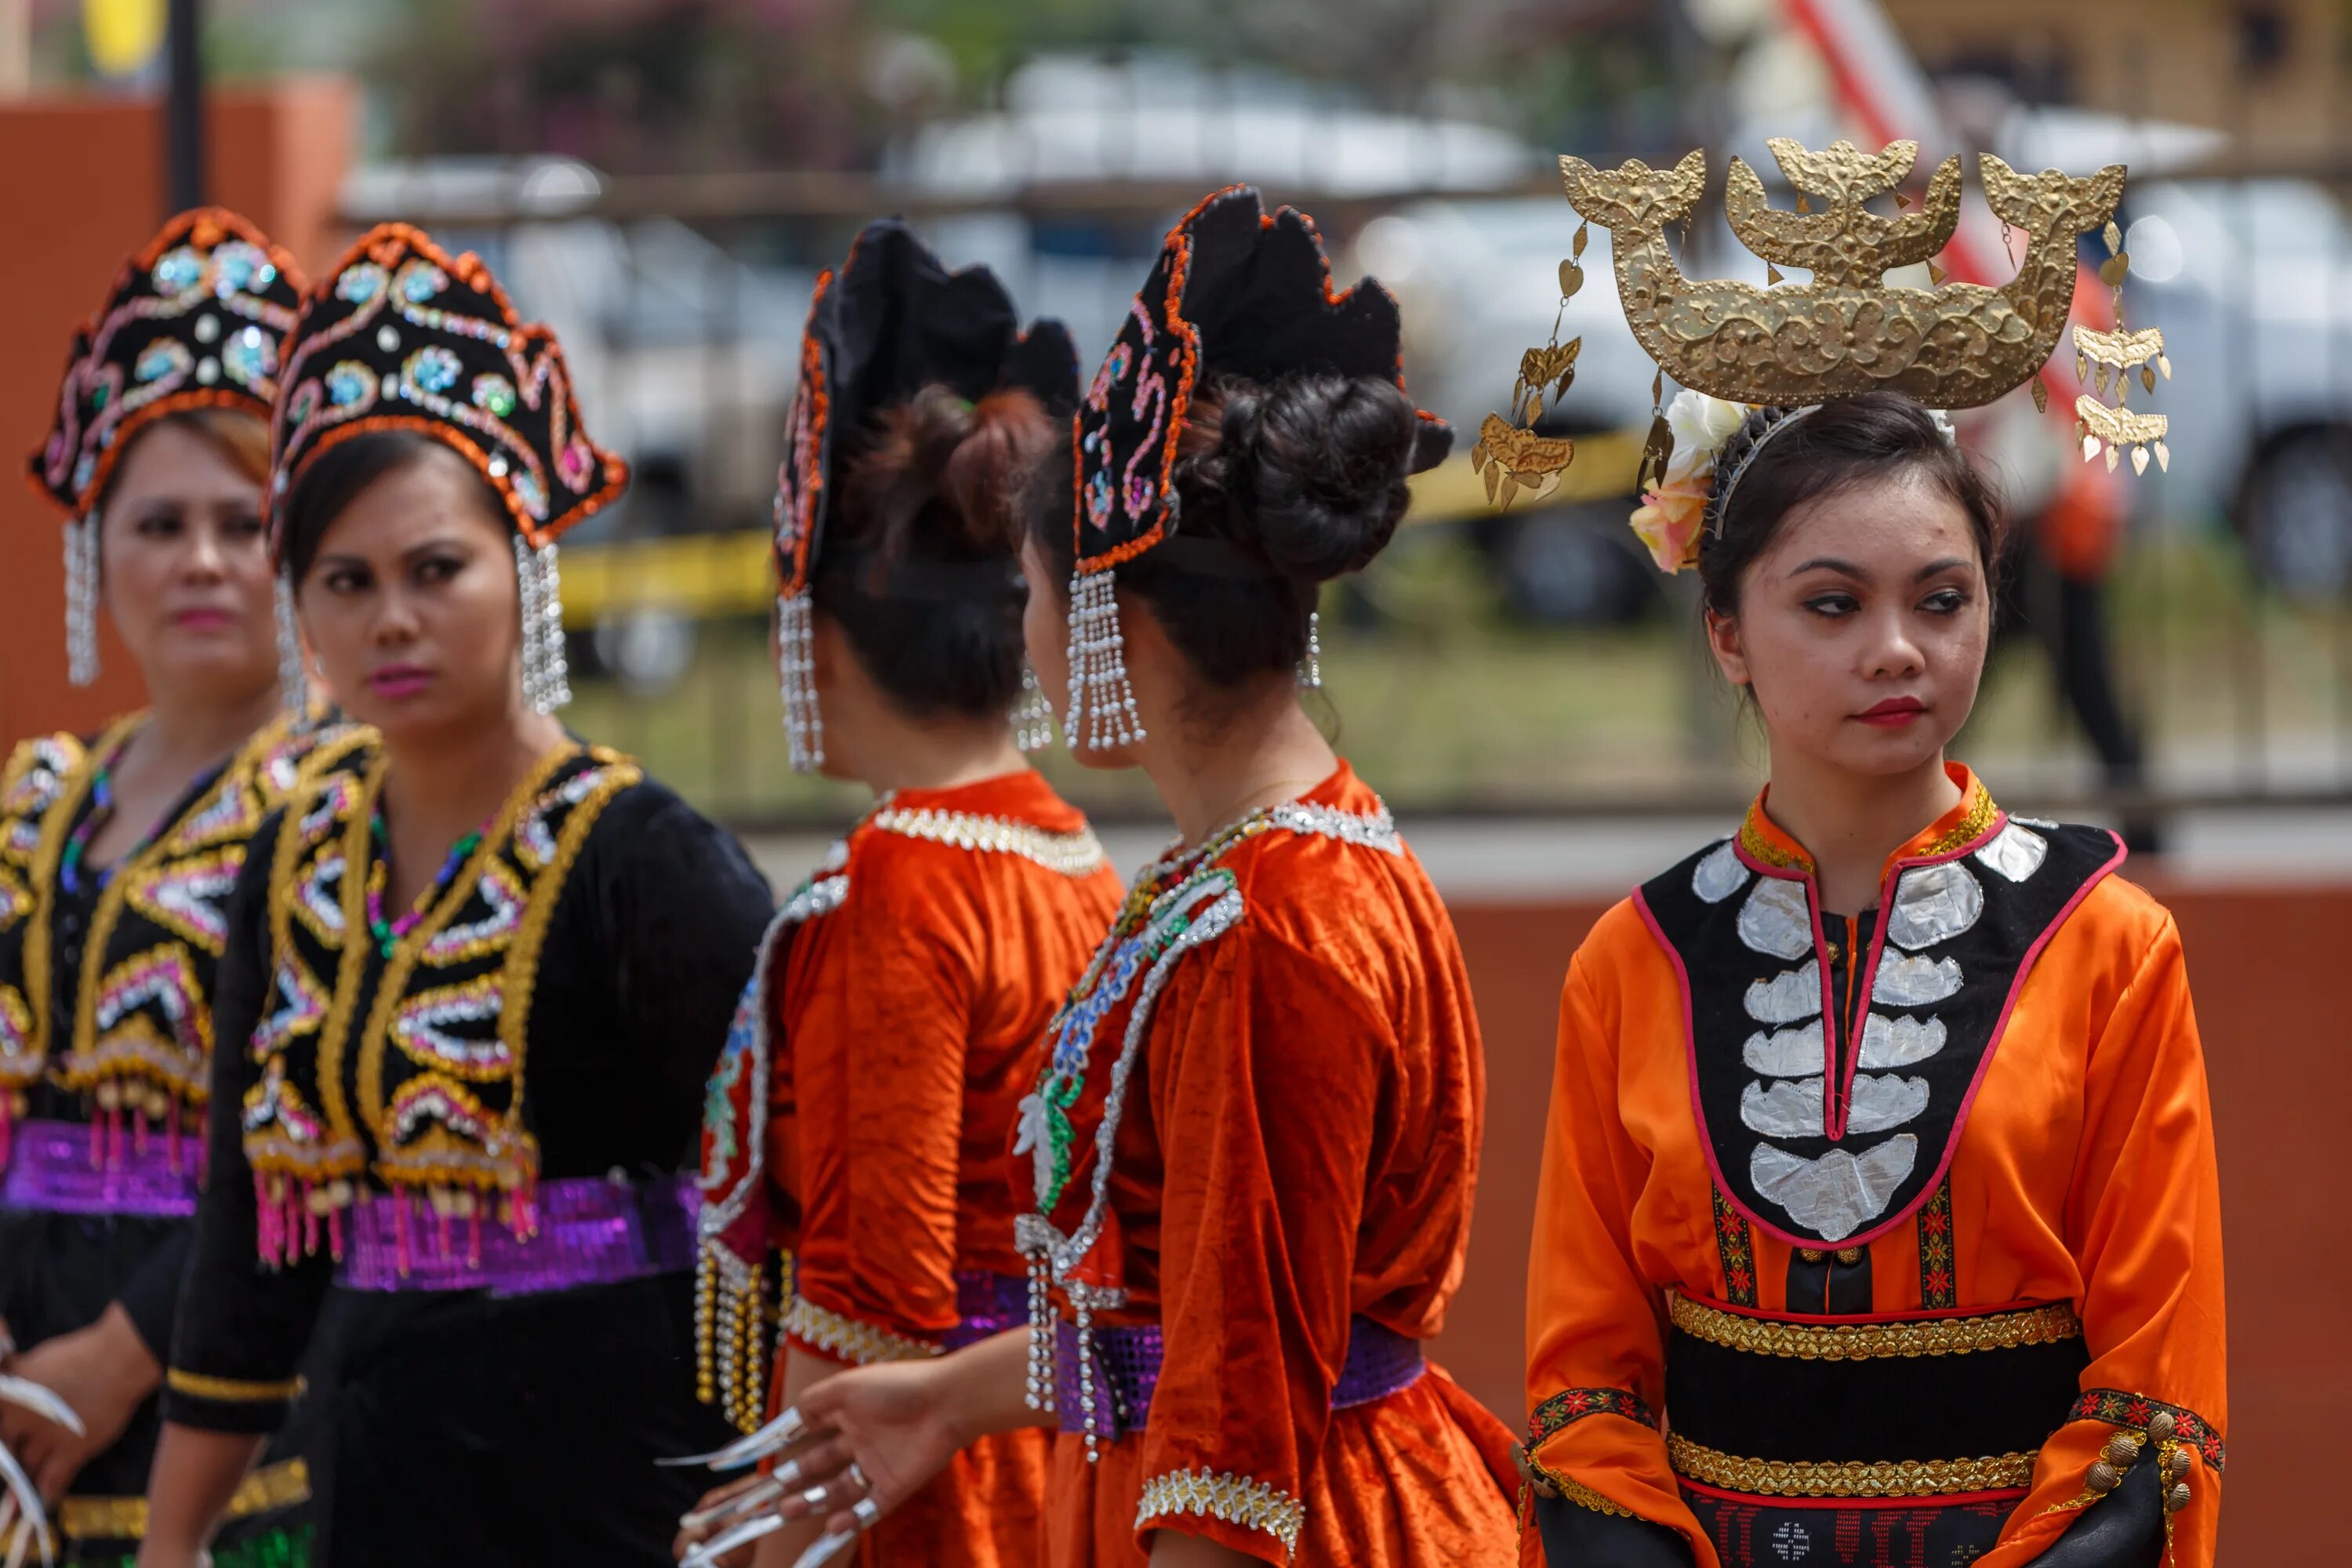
[1433,880,2347,1564]
[0,78,354,744]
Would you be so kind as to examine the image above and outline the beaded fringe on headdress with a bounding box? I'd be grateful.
[274,570,306,717]
[514,535,571,715]
[776,589,822,771]
[64,517,100,686]
[1065,569,1143,750]
[1014,660,1055,752]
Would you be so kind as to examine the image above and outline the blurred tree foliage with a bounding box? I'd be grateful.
[164,0,1679,169]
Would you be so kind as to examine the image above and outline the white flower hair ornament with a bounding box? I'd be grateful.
[1626,391,1958,575]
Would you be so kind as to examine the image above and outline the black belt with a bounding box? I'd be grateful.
[1663,1293,2089,1497]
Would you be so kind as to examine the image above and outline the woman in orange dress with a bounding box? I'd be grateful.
[678,222,1121,1567]
[1521,142,2222,1568]
[1516,219,2223,1568]
[683,187,1521,1568]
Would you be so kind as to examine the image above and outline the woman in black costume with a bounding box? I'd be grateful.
[2,208,336,1567]
[139,223,772,1567]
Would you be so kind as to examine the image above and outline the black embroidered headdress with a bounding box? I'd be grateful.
[268,223,629,713]
[1065,185,1450,747]
[28,208,305,684]
[772,218,1079,770]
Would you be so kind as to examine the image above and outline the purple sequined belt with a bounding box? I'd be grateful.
[1054,1315,1425,1440]
[945,1270,1030,1352]
[0,1118,201,1218]
[336,1174,698,1296]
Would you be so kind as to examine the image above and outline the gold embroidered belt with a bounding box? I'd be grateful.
[1664,1294,2087,1499]
[60,1457,308,1541]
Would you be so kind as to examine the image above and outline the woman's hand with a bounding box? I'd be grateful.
[771,1356,968,1539]
[0,1304,158,1500]
[674,1475,775,1566]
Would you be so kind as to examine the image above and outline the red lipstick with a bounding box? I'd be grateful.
[1855,696,1929,728]
[365,663,435,701]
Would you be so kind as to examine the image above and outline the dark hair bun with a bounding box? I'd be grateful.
[844,383,1051,560]
[1203,373,1417,581]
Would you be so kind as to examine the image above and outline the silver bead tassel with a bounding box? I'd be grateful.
[777,590,823,772]
[1013,659,1055,753]
[274,570,307,717]
[514,535,572,715]
[1298,608,1322,691]
[1064,569,1143,751]
[64,516,101,686]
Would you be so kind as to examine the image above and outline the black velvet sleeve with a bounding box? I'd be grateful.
[530,779,771,1178]
[2024,1451,2166,1567]
[114,1222,193,1363]
[1534,1494,1699,1567]
[161,811,332,1434]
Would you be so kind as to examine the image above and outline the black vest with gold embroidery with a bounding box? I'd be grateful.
[241,738,642,1259]
[0,713,343,1162]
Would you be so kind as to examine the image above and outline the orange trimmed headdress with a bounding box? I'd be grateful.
[267,223,628,713]
[28,208,305,684]
[770,219,1078,770]
[1065,185,1450,749]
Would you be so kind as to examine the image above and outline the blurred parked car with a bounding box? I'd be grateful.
[2122,179,2352,601]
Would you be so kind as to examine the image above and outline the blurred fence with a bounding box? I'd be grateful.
[339,152,2352,830]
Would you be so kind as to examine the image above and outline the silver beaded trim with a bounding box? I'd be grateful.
[1013,659,1055,752]
[777,589,822,772]
[782,1295,940,1366]
[1267,800,1403,855]
[1065,568,1143,750]
[1015,792,1409,1459]
[274,570,307,718]
[64,516,102,687]
[514,535,572,714]
[869,805,1107,878]
[1137,1468,1306,1554]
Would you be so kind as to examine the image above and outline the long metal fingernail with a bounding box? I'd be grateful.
[682,1512,785,1568]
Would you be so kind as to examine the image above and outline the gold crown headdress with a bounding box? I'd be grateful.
[1474,138,2176,572]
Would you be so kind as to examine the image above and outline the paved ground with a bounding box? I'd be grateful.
[743,804,2352,901]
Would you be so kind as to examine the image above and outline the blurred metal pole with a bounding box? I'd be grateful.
[165,0,204,215]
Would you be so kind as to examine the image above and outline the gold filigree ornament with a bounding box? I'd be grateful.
[2070,220,2176,474]
[1557,138,2132,411]
[1472,228,1587,509]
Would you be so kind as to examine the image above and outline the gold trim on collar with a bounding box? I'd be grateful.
[1918,778,2000,857]
[1670,1294,2081,1361]
[60,1456,308,1541]
[1734,775,2000,877]
[1666,1433,2038,1498]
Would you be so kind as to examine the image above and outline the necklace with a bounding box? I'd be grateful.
[59,734,223,897]
[1176,775,1330,857]
[364,812,487,960]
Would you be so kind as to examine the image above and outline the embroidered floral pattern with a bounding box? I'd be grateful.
[1136,1468,1306,1555]
[1917,1177,1957,1308]
[2067,1390,2225,1472]
[1529,1385,1660,1442]
[1712,1187,1759,1306]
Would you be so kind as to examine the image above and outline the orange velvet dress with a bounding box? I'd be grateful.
[1523,766,2225,1568]
[695,769,1121,1567]
[1014,763,1519,1566]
